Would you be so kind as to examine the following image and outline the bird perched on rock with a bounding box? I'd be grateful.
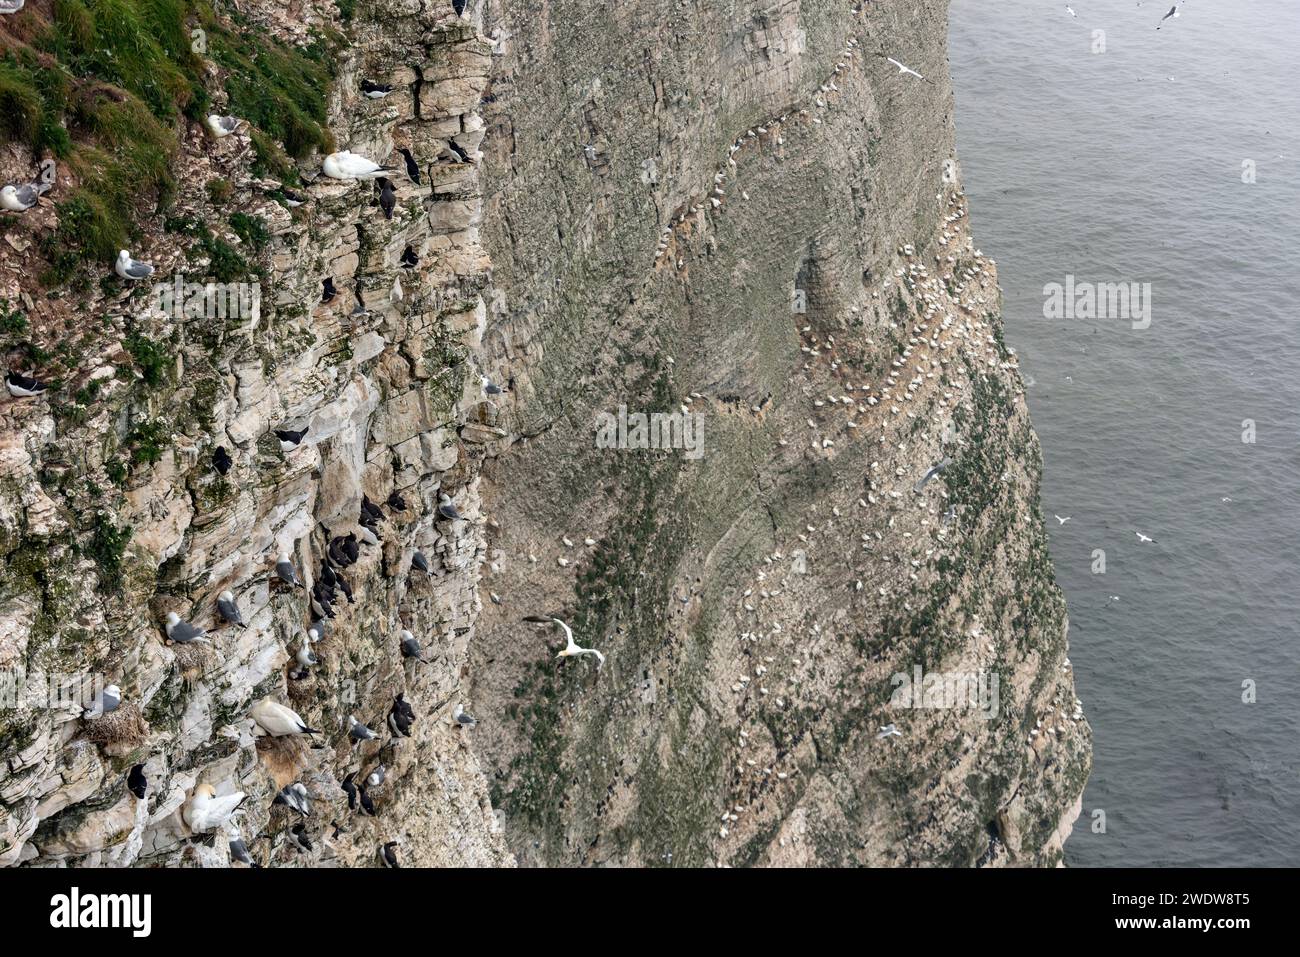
[525,616,605,668]
[83,684,121,719]
[439,140,471,164]
[359,80,394,98]
[115,250,154,281]
[217,590,245,628]
[276,187,306,208]
[1,178,51,213]
[377,177,396,220]
[296,631,320,668]
[380,841,401,868]
[310,585,335,620]
[322,150,397,181]
[399,629,431,664]
[397,147,421,184]
[212,445,233,475]
[359,786,378,816]
[387,490,408,511]
[274,426,310,451]
[341,772,359,811]
[250,698,319,737]
[228,828,259,868]
[388,694,415,737]
[127,764,147,800]
[452,704,477,729]
[322,277,338,303]
[452,0,466,18]
[274,782,313,816]
[275,553,304,587]
[206,114,242,138]
[291,822,313,852]
[361,495,384,524]
[357,524,380,547]
[6,371,48,398]
[481,375,506,396]
[164,612,210,645]
[437,492,467,521]
[185,784,247,833]
[411,551,430,575]
[366,764,386,788]
[399,247,419,269]
[348,715,380,743]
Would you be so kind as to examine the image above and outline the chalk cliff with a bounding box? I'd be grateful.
[0,0,1089,867]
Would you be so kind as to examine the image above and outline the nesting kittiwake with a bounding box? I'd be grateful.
[380,841,401,868]
[127,764,147,800]
[185,783,247,833]
[452,703,478,728]
[525,616,605,668]
[296,632,320,667]
[322,150,397,181]
[6,371,48,398]
[164,612,210,645]
[437,492,467,521]
[275,426,309,451]
[250,697,320,736]
[481,375,506,396]
[83,684,121,719]
[348,715,380,743]
[275,553,304,587]
[1,179,50,212]
[206,114,242,138]
[228,828,259,867]
[399,629,430,663]
[217,590,245,628]
[367,764,386,788]
[115,250,155,281]
[274,782,312,816]
[213,445,233,474]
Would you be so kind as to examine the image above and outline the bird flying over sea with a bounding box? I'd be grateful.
[885,57,925,81]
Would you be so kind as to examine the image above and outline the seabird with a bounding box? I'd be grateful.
[912,456,952,492]
[878,724,902,739]
[206,114,242,138]
[411,551,430,574]
[275,553,304,587]
[525,616,605,668]
[358,786,378,816]
[228,828,259,867]
[115,250,154,281]
[885,57,925,81]
[322,150,397,181]
[127,764,147,800]
[213,445,233,475]
[366,764,387,788]
[319,560,338,589]
[452,0,466,18]
[1054,515,1071,525]
[399,247,419,269]
[296,632,320,667]
[348,715,380,743]
[388,694,414,737]
[83,684,121,719]
[437,492,467,521]
[6,371,48,398]
[291,822,313,852]
[356,524,380,547]
[399,629,430,663]
[278,188,306,208]
[322,277,338,303]
[274,782,312,816]
[0,2,25,17]
[1135,531,1156,543]
[1065,5,1076,17]
[380,841,401,868]
[185,783,247,833]
[481,375,506,396]
[164,612,210,645]
[275,426,310,451]
[361,496,385,523]
[387,490,408,511]
[397,147,421,183]
[1157,2,1183,28]
[216,590,245,628]
[452,704,477,728]
[1,180,49,213]
[360,80,394,98]
[341,772,359,811]
[440,140,471,164]
[377,177,396,220]
[250,697,320,736]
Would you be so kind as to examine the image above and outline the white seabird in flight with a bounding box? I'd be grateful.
[886,58,925,81]
[1157,2,1183,29]
[878,724,902,739]
[1134,531,1156,543]
[1054,515,1071,525]
[525,616,606,668]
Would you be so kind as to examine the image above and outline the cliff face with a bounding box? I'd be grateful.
[0,0,1089,868]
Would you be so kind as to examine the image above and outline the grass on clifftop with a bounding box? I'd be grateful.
[0,0,338,283]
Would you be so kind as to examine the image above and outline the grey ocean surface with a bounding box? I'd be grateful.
[949,0,1300,866]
